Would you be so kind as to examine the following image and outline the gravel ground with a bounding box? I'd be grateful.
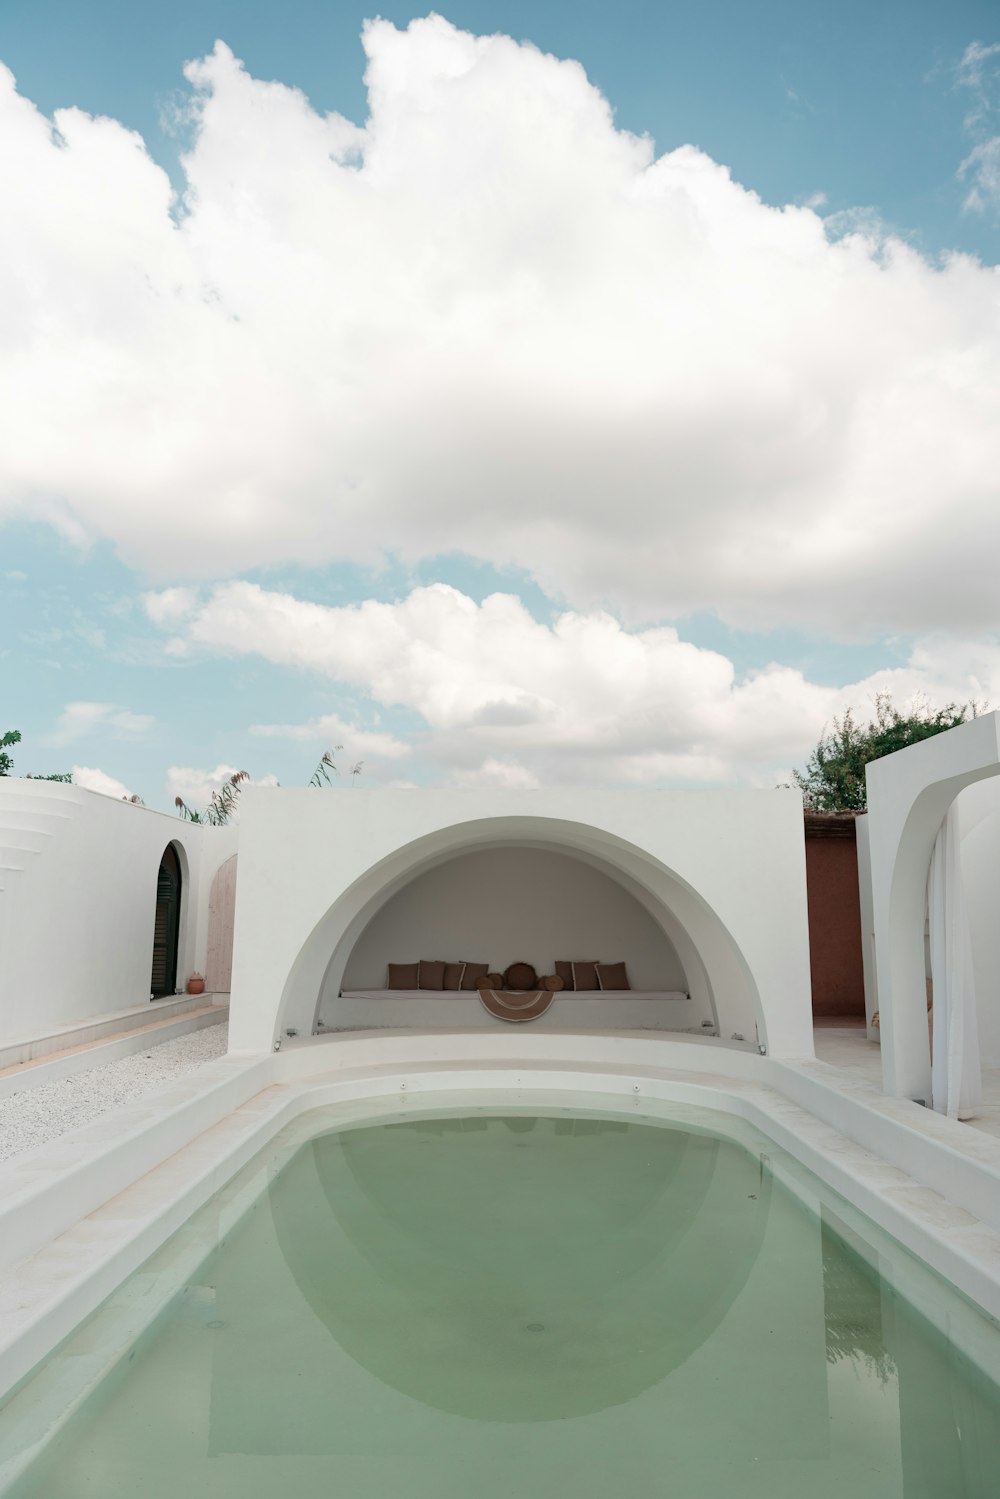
[0,1022,229,1164]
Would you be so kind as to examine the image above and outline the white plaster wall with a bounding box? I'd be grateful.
[956,779,1000,1068]
[0,780,238,1043]
[229,787,813,1058]
[338,846,688,992]
[864,712,1000,1099]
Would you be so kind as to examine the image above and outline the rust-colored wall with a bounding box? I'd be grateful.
[803,814,865,1020]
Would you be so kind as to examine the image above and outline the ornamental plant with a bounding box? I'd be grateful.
[792,693,982,811]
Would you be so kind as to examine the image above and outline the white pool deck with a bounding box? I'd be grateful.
[813,1025,1000,1142]
[2,1025,1000,1415]
[4,1018,998,1163]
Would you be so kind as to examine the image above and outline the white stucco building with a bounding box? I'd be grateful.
[4,732,1000,1413]
[4,715,997,1113]
[0,779,814,1063]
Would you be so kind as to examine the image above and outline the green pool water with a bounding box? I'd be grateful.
[2,1102,999,1498]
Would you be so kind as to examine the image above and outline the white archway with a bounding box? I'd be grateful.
[865,712,1000,1101]
[275,818,759,1046]
[227,788,812,1056]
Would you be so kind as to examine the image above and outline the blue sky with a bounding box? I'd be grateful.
[1,2,999,806]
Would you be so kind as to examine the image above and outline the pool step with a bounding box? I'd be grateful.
[0,1001,229,1099]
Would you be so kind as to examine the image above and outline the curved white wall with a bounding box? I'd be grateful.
[338,846,689,991]
[0,780,237,1041]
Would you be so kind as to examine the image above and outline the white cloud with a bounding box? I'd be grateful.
[147,579,1000,787]
[960,136,1000,213]
[1,19,999,636]
[957,40,1000,213]
[50,701,153,743]
[165,764,283,816]
[143,586,199,623]
[957,40,1000,127]
[249,711,410,760]
[71,764,135,799]
[452,758,543,789]
[166,763,238,808]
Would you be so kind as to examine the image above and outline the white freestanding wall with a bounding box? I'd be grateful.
[228,787,814,1058]
[958,779,1000,1069]
[0,779,237,1044]
[863,712,1000,1101]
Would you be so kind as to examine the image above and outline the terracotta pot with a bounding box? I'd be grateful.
[186,975,206,995]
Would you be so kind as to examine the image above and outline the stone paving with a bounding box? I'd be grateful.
[813,1024,1000,1141]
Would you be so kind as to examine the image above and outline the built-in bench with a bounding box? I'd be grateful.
[324,989,703,1033]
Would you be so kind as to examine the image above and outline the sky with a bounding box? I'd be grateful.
[1,0,999,809]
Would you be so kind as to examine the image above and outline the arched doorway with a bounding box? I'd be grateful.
[150,844,182,999]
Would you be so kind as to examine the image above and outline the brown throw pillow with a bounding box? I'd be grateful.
[554,961,575,991]
[480,971,504,989]
[387,962,419,990]
[418,959,446,990]
[596,961,630,992]
[571,960,600,991]
[460,962,490,990]
[443,962,466,991]
[541,974,565,992]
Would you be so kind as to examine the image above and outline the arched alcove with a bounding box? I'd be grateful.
[274,815,761,1049]
[341,845,691,990]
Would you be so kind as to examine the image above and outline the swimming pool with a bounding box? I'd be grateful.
[2,1098,998,1498]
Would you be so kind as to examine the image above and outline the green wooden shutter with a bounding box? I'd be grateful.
[150,845,181,998]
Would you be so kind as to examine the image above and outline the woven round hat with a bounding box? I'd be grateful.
[479,987,554,1023]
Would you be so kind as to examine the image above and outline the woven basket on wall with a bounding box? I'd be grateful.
[503,961,538,991]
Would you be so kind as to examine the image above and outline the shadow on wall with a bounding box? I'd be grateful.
[338,846,689,992]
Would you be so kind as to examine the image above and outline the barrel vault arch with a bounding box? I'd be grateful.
[271,814,766,1051]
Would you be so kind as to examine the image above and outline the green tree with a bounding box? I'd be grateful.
[792,693,981,811]
[1,729,71,781]
[0,729,21,776]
